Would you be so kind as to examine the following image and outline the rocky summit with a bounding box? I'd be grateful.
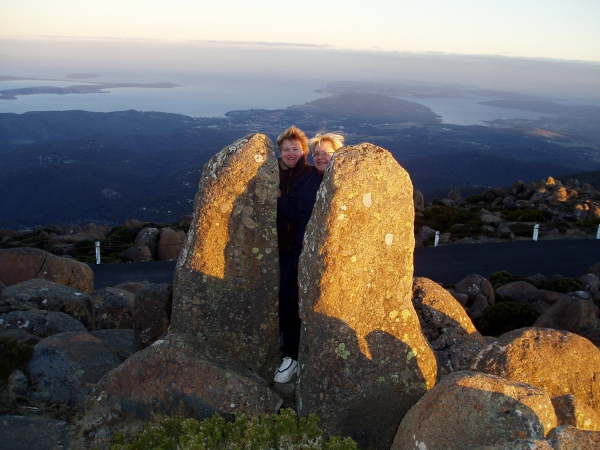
[1,136,600,450]
[170,133,280,379]
[296,143,437,449]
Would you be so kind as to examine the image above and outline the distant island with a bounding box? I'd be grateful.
[0,75,182,100]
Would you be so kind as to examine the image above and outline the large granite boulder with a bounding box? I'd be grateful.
[412,277,486,379]
[28,332,121,413]
[0,248,94,293]
[471,327,600,415]
[392,371,557,450]
[85,333,282,432]
[170,134,280,378]
[0,279,93,329]
[91,286,135,330]
[133,283,171,351]
[296,143,437,449]
[0,309,86,338]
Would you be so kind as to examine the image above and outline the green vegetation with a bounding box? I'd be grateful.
[109,409,357,450]
[473,303,540,337]
[503,210,552,222]
[0,337,33,387]
[488,270,582,293]
[537,275,582,293]
[477,271,585,336]
[417,206,482,234]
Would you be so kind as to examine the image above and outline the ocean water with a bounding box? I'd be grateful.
[0,76,329,118]
[398,96,556,125]
[0,76,582,125]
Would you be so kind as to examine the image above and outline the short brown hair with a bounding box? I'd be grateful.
[277,126,309,155]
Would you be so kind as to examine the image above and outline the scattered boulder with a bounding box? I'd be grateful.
[580,328,600,348]
[587,263,600,279]
[48,228,106,245]
[296,143,437,450]
[0,228,17,240]
[123,219,145,230]
[134,227,160,260]
[454,274,495,316]
[0,279,93,329]
[133,283,171,351]
[28,332,121,414]
[170,134,280,379]
[448,186,461,202]
[533,295,597,333]
[0,248,94,293]
[413,189,425,211]
[496,281,539,302]
[91,287,135,330]
[84,333,282,434]
[0,309,86,338]
[412,277,486,379]
[119,245,152,263]
[547,425,600,449]
[391,371,557,450]
[470,327,600,415]
[157,227,186,261]
[552,394,600,431]
[579,273,600,297]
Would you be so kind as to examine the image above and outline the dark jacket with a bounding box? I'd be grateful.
[277,155,314,252]
[277,171,324,263]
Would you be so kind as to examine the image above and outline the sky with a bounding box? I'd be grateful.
[2,0,600,62]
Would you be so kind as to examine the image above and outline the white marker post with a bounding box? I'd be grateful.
[434,231,440,247]
[597,224,600,239]
[533,224,539,242]
[95,241,101,264]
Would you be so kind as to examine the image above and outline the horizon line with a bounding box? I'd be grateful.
[2,35,600,66]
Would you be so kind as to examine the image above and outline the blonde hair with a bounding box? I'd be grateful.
[277,126,309,155]
[309,131,345,154]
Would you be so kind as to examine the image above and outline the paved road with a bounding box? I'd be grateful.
[91,239,600,289]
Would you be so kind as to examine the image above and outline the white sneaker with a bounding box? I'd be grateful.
[274,357,298,383]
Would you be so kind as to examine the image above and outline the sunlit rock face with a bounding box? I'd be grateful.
[170,134,280,379]
[470,327,600,417]
[391,371,557,450]
[411,277,486,381]
[296,143,437,450]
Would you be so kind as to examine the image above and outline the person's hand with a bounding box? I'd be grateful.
[277,189,282,198]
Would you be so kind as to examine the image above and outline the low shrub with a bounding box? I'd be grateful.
[109,408,357,450]
[534,275,582,293]
[509,223,534,237]
[473,302,540,337]
[504,210,551,222]
[417,206,481,233]
[488,270,525,290]
[466,194,483,204]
